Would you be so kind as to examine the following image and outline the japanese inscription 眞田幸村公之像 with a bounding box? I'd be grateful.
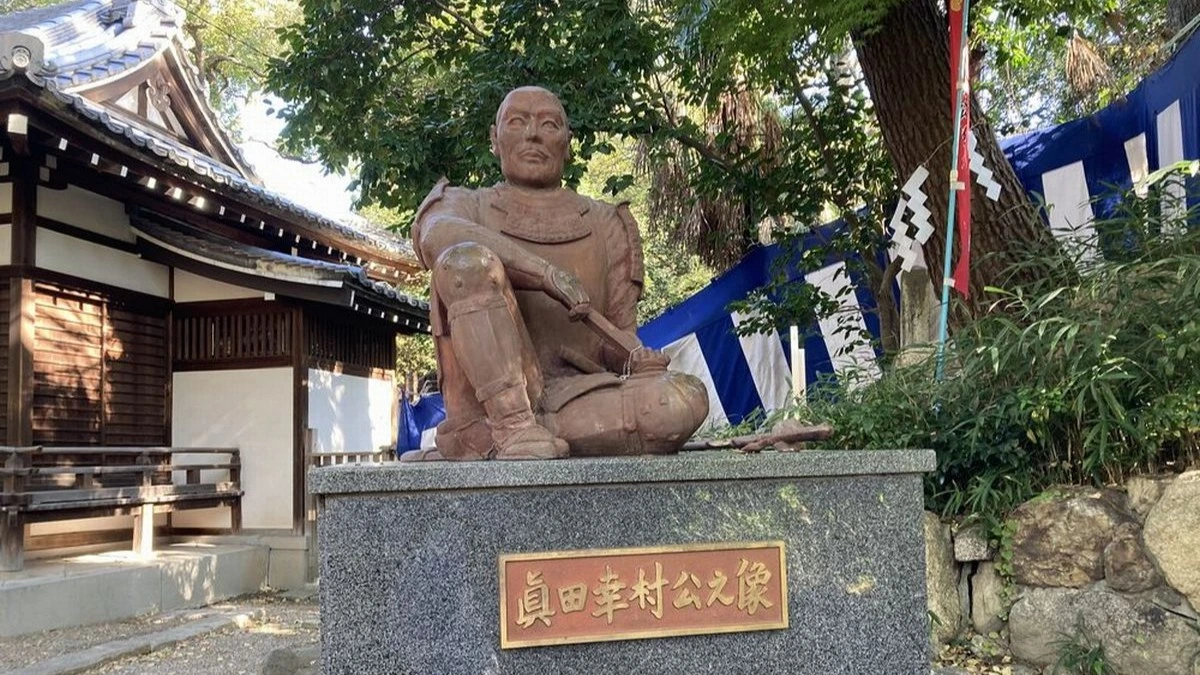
[498,541,788,649]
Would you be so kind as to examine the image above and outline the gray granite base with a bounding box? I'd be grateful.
[310,449,935,675]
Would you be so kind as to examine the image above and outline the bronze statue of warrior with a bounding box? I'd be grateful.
[411,86,709,461]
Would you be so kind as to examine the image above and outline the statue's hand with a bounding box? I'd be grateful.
[543,266,591,320]
[629,347,670,374]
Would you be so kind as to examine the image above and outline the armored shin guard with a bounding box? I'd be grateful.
[444,292,565,460]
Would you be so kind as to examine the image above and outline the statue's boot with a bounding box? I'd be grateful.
[484,384,568,460]
[438,242,567,460]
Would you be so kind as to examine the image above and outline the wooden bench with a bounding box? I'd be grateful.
[1,446,242,572]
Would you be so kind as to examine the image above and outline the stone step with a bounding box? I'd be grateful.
[0,543,267,637]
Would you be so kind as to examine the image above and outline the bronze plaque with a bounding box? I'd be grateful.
[499,541,788,649]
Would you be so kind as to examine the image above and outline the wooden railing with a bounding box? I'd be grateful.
[308,449,392,467]
[0,446,242,571]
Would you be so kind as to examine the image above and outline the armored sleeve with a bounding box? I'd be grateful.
[604,201,646,334]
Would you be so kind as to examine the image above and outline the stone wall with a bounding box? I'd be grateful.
[926,471,1200,675]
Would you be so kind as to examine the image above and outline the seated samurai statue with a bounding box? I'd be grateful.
[411,86,709,460]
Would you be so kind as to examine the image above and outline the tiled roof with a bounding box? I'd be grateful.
[0,0,417,263]
[40,84,418,259]
[0,0,183,90]
[130,211,429,325]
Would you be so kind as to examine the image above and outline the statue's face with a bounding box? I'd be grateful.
[491,88,570,189]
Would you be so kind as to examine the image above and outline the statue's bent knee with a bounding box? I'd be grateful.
[551,371,708,456]
[433,242,506,302]
[635,372,709,452]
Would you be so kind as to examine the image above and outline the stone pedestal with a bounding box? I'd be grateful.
[310,449,935,674]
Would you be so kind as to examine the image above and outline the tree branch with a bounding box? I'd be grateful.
[244,138,325,165]
[205,54,267,81]
[429,0,487,42]
[647,72,731,172]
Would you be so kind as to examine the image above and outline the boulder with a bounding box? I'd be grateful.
[1144,471,1200,611]
[1007,585,1200,674]
[925,511,963,646]
[1008,586,1082,664]
[970,561,1007,635]
[1103,522,1162,593]
[1125,475,1171,522]
[1076,587,1200,675]
[1009,489,1130,587]
[262,645,320,675]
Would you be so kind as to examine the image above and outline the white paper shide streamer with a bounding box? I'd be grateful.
[968,130,1002,201]
[888,165,932,273]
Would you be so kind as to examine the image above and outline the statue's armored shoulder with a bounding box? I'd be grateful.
[613,200,644,287]
[411,179,479,267]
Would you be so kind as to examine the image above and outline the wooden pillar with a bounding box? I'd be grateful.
[291,306,309,535]
[7,152,37,446]
[132,504,155,557]
[1,450,29,571]
[0,507,24,572]
[132,465,154,557]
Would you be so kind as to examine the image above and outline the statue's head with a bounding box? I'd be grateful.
[490,86,570,189]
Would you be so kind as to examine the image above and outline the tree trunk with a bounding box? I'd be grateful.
[855,0,1054,309]
[1167,0,1200,34]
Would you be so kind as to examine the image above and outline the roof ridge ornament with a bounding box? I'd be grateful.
[101,1,163,29]
[0,34,56,85]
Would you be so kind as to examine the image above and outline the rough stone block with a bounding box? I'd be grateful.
[1010,489,1130,588]
[952,523,993,562]
[1126,475,1171,522]
[1008,585,1200,674]
[970,561,1006,635]
[311,450,935,675]
[1144,470,1200,611]
[924,512,963,646]
[1103,522,1162,593]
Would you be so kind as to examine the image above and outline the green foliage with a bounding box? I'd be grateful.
[1052,626,1114,675]
[269,0,665,218]
[181,0,301,124]
[396,333,437,385]
[974,0,1170,133]
[791,175,1200,525]
[575,136,714,323]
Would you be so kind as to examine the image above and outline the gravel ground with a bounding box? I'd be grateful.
[0,609,204,673]
[0,592,318,675]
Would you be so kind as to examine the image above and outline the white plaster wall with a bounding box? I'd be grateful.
[308,369,396,454]
[171,368,294,530]
[36,228,169,297]
[173,269,259,302]
[37,185,133,242]
[0,224,11,265]
[0,182,11,212]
